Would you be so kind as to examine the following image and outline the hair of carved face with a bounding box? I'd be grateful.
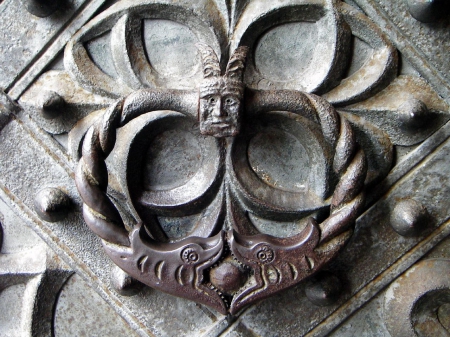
[199,78,244,97]
[196,43,249,80]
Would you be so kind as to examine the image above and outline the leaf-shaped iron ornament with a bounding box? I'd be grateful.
[75,42,367,314]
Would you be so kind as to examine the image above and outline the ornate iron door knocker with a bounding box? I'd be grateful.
[4,0,450,334]
[75,42,366,315]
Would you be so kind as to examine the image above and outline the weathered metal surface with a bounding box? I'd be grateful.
[384,259,450,337]
[0,197,73,337]
[55,273,140,336]
[0,0,103,92]
[6,0,109,100]
[0,0,449,336]
[352,0,450,100]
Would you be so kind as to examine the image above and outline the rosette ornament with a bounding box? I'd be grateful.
[20,0,449,315]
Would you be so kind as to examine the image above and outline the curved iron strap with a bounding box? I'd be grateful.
[75,86,367,315]
[75,92,230,313]
[229,91,367,313]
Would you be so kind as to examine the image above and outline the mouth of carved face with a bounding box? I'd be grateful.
[199,78,244,138]
[202,117,237,137]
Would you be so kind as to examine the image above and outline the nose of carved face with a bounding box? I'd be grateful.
[211,99,223,117]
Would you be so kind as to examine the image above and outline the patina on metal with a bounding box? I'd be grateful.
[0,0,450,335]
[74,43,367,315]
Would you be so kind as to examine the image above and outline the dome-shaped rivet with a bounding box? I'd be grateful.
[34,187,72,222]
[398,99,429,131]
[38,91,65,120]
[305,272,342,306]
[390,199,429,237]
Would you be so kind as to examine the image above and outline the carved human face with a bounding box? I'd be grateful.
[199,78,244,138]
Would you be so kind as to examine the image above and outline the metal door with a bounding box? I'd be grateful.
[0,0,449,336]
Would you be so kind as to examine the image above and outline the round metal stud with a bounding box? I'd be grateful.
[398,99,430,131]
[110,266,144,296]
[38,91,65,120]
[390,199,429,237]
[210,258,247,295]
[305,272,342,306]
[21,0,58,17]
[406,0,448,23]
[34,187,72,222]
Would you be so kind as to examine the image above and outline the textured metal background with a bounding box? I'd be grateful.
[0,0,449,336]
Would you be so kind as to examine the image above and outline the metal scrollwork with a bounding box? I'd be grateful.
[10,0,444,325]
[75,39,367,314]
[0,0,449,333]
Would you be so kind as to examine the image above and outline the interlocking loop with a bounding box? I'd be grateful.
[228,92,367,313]
[75,37,367,315]
[75,81,366,315]
[76,97,229,314]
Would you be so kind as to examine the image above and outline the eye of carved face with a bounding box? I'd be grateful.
[199,79,244,137]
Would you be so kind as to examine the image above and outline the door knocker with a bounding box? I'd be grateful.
[75,43,366,315]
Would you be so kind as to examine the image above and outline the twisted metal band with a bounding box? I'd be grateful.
[75,89,367,314]
[307,93,367,246]
[76,99,130,247]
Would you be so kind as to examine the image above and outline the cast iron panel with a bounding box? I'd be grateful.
[0,0,449,336]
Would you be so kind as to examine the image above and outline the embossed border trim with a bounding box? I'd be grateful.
[8,0,109,100]
[351,0,450,101]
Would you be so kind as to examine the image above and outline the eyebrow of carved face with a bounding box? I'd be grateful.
[222,86,243,97]
[199,81,222,97]
[199,78,244,97]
